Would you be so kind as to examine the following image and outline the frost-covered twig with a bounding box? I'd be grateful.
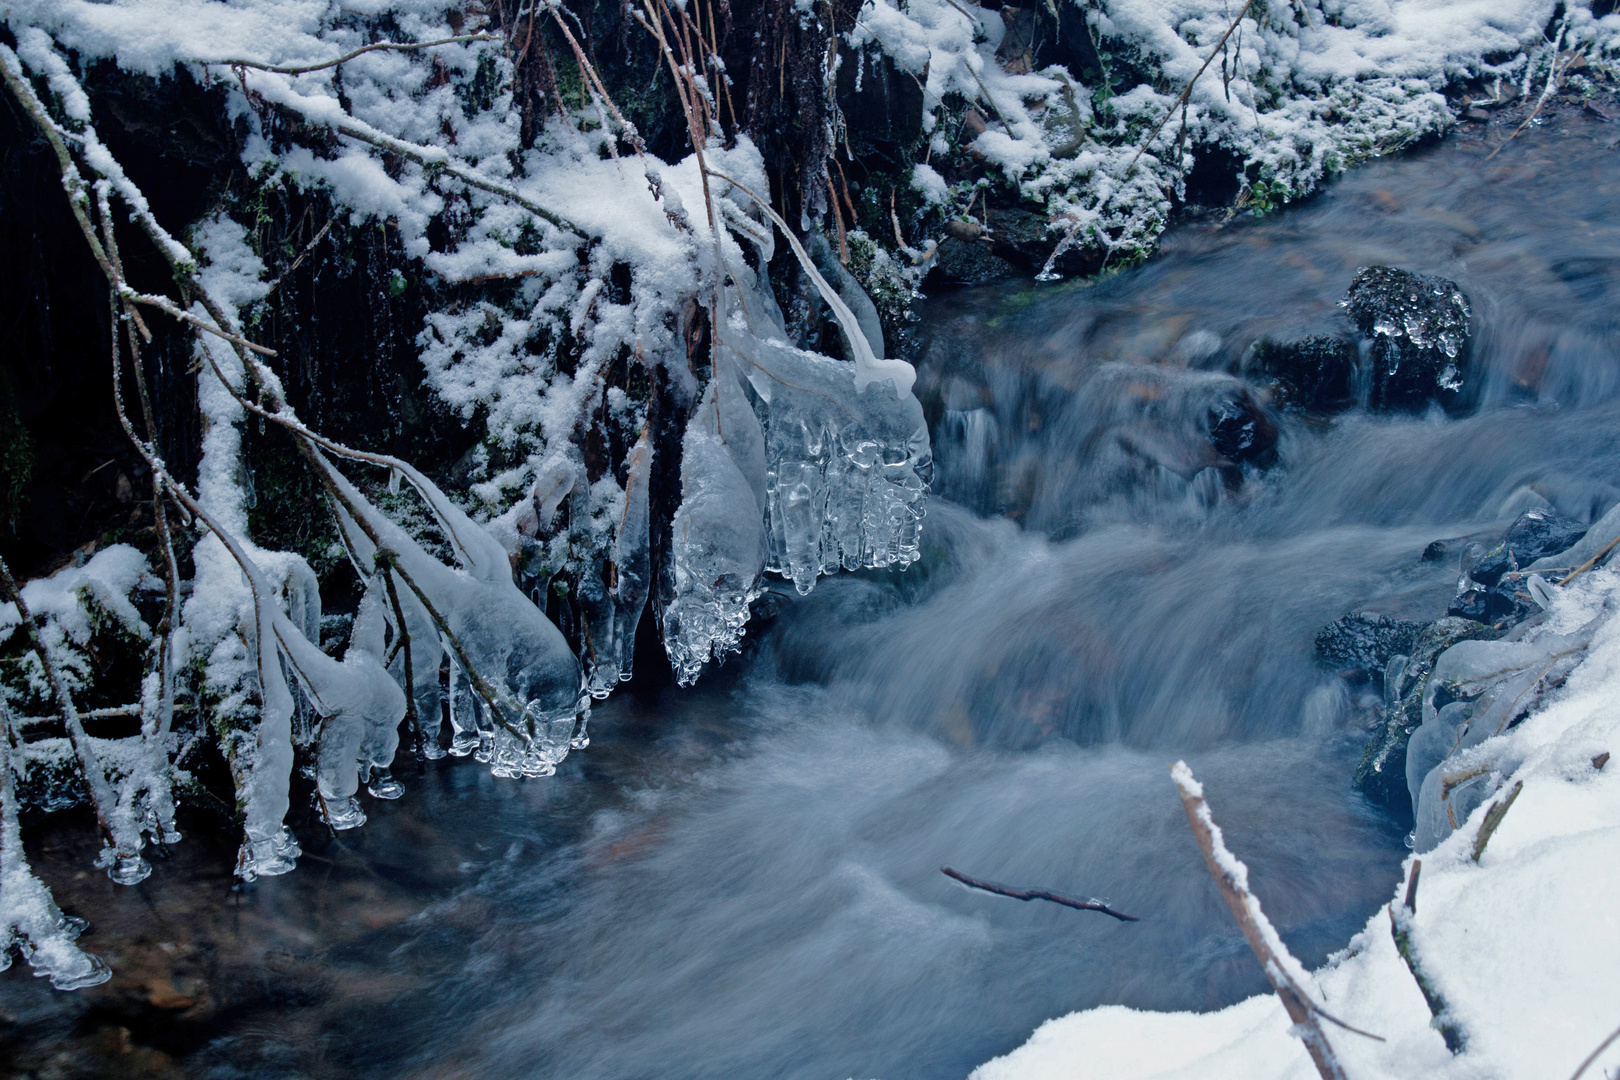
[206,34,499,75]
[1173,760,1372,1080]
[1470,779,1522,862]
[1484,21,1574,165]
[118,288,278,355]
[941,866,1140,921]
[1039,0,1254,281]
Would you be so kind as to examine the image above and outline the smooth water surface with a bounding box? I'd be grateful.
[7,106,1620,1080]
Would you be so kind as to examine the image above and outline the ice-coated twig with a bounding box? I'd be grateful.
[1173,760,1375,1080]
[705,168,918,396]
[0,556,149,884]
[941,866,1140,921]
[0,701,111,990]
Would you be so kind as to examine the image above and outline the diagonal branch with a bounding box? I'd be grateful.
[205,34,499,75]
[1173,760,1375,1080]
[941,866,1140,921]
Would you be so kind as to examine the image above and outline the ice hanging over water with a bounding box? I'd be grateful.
[661,261,931,686]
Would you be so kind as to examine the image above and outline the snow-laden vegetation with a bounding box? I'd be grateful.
[0,0,1615,993]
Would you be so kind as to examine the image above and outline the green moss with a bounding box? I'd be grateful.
[0,409,35,533]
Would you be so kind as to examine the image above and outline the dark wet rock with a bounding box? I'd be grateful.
[834,51,923,145]
[1466,508,1587,586]
[1245,333,1357,412]
[1316,611,1425,675]
[1342,266,1471,410]
[929,237,1020,287]
[984,206,1091,278]
[1354,615,1503,820]
[1205,391,1278,469]
[1446,509,1587,624]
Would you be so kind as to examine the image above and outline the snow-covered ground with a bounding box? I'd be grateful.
[974,567,1620,1080]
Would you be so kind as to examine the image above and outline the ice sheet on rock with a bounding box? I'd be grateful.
[1408,612,1601,852]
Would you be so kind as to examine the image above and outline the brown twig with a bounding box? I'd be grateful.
[1471,779,1522,862]
[263,217,334,297]
[1570,1022,1620,1080]
[1388,865,1464,1053]
[1559,531,1620,586]
[1173,761,1367,1079]
[941,866,1140,921]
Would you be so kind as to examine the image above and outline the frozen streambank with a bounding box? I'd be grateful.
[973,566,1620,1080]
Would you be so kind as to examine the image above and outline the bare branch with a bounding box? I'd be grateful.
[941,866,1141,921]
[1570,1022,1620,1080]
[1173,760,1365,1079]
[206,34,499,75]
[1471,780,1523,863]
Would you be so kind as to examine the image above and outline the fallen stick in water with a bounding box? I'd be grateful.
[941,866,1140,922]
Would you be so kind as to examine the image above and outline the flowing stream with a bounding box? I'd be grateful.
[7,107,1620,1080]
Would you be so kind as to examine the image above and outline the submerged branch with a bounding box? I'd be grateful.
[941,866,1140,921]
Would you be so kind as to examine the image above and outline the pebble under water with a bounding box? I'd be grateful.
[7,106,1620,1080]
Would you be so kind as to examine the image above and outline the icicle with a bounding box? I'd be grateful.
[0,704,110,990]
[322,453,586,777]
[663,369,770,686]
[610,430,653,691]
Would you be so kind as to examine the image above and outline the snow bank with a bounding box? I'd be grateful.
[973,565,1620,1080]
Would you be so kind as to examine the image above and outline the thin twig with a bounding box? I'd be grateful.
[1483,29,1574,164]
[206,34,499,75]
[1039,0,1254,279]
[119,288,278,355]
[1471,779,1522,862]
[941,866,1140,921]
[1570,1022,1620,1080]
[264,217,334,297]
[1560,531,1620,586]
